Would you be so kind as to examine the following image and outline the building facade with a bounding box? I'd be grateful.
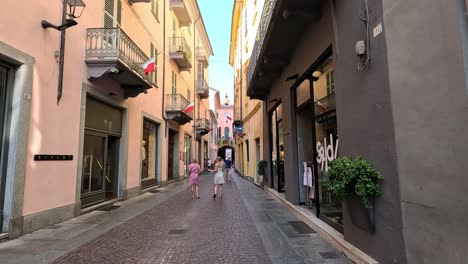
[246,0,468,263]
[212,90,234,161]
[230,0,265,183]
[0,0,212,238]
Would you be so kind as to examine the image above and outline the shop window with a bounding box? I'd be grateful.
[224,127,230,139]
[141,119,159,187]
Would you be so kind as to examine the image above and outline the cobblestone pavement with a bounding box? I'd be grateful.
[52,174,271,264]
[0,172,351,264]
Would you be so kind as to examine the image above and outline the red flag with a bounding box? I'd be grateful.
[317,100,327,112]
[142,57,156,76]
[184,101,194,114]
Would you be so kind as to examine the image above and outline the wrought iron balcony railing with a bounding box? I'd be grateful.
[169,37,192,61]
[165,93,193,118]
[196,118,210,130]
[247,0,278,89]
[314,92,336,115]
[86,28,150,82]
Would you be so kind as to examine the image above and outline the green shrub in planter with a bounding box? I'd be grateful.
[322,156,383,208]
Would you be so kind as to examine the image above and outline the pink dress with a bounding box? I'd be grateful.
[188,163,201,185]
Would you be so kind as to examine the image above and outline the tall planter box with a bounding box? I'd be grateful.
[346,195,376,233]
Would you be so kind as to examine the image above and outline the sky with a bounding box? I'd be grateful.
[198,0,234,108]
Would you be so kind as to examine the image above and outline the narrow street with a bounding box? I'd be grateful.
[0,172,350,264]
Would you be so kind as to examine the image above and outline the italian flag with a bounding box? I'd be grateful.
[184,101,194,114]
[142,57,156,76]
[317,99,327,112]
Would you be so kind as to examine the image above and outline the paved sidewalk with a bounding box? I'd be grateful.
[0,172,351,264]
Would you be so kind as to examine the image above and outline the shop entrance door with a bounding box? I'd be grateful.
[270,104,285,192]
[81,96,122,208]
[81,132,119,207]
[168,130,176,181]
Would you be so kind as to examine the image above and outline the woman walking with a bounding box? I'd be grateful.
[210,157,225,199]
[188,159,201,199]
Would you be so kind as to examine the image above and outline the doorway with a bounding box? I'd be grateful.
[255,138,260,183]
[0,62,12,225]
[168,130,177,181]
[270,104,285,192]
[184,135,192,175]
[81,132,119,206]
[81,96,122,208]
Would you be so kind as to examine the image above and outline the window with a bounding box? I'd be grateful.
[326,70,335,95]
[218,127,221,138]
[187,88,191,101]
[104,0,121,28]
[253,11,258,26]
[151,0,159,21]
[171,71,177,94]
[141,119,159,186]
[224,127,230,139]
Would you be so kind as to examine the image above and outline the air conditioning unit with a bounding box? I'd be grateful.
[129,0,151,4]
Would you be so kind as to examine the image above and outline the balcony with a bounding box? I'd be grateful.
[196,47,209,64]
[165,94,193,125]
[195,118,210,136]
[85,28,152,98]
[169,37,192,70]
[314,92,336,122]
[196,78,209,99]
[170,0,191,26]
[247,0,322,99]
[233,106,241,126]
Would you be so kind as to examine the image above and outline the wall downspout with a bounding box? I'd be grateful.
[162,0,168,137]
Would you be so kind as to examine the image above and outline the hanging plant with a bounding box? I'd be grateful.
[321,156,383,208]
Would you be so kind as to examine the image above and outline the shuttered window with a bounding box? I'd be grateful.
[104,0,121,28]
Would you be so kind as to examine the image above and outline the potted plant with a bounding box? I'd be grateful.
[257,160,268,187]
[321,156,384,233]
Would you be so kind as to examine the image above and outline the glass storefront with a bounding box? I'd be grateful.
[270,104,285,192]
[141,119,159,189]
[81,96,121,207]
[295,55,342,232]
[0,62,12,225]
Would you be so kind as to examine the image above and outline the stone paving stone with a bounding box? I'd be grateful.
[52,174,272,264]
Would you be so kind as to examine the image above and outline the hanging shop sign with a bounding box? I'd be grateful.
[316,134,339,171]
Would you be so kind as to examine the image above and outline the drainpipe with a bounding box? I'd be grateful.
[162,0,168,137]
[193,15,201,161]
[57,2,67,105]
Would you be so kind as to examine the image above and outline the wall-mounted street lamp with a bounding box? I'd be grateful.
[42,0,86,105]
[41,0,86,31]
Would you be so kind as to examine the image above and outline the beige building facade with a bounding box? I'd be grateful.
[229,0,264,183]
[0,0,212,238]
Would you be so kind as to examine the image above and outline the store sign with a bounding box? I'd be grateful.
[316,134,339,171]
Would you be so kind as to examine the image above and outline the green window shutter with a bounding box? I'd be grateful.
[154,48,158,84]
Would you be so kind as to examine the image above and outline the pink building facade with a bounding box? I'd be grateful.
[214,92,234,144]
[0,0,212,238]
